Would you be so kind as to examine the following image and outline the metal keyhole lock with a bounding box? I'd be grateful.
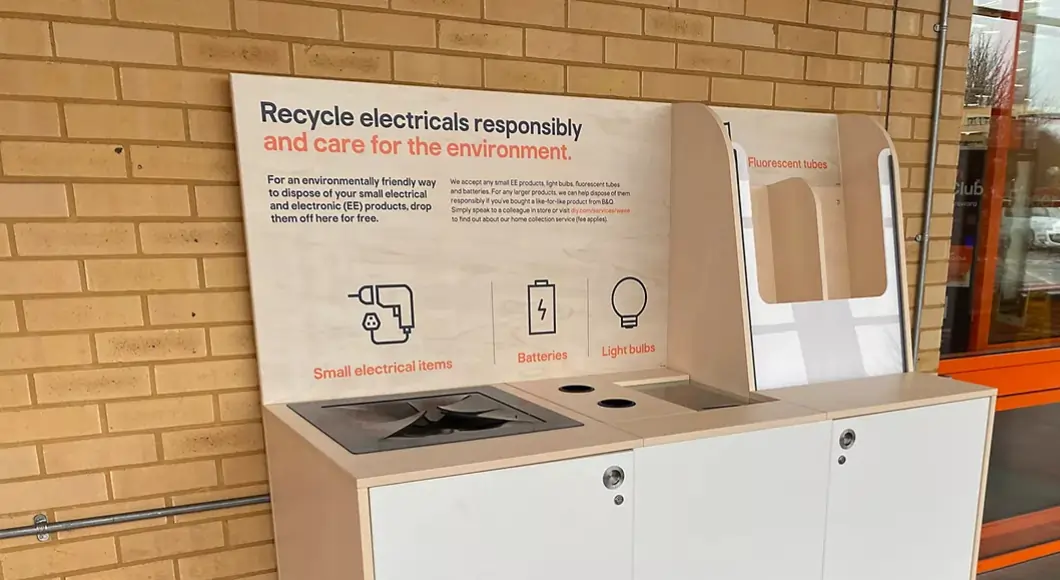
[837,429,856,465]
[839,429,856,450]
[603,466,626,505]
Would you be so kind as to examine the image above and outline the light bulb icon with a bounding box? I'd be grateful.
[611,276,647,330]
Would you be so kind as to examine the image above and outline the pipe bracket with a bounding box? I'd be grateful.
[33,514,49,542]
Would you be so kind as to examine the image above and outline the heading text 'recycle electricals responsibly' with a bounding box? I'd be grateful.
[258,101,584,142]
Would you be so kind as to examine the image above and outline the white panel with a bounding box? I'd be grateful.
[734,143,754,218]
[633,421,832,580]
[716,107,842,187]
[370,452,634,580]
[753,331,808,390]
[855,324,904,376]
[822,398,991,580]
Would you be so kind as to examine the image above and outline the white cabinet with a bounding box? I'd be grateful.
[821,398,992,580]
[368,451,634,580]
[365,398,991,580]
[632,421,833,580]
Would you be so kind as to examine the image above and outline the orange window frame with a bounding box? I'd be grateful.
[967,1,1034,354]
[942,2,1060,572]
[941,350,1060,573]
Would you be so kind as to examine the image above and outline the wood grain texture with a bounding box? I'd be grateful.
[264,409,373,580]
[837,115,889,300]
[756,178,825,303]
[768,372,996,419]
[667,103,752,397]
[232,74,673,405]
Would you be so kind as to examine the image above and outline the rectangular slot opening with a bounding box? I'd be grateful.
[631,379,774,410]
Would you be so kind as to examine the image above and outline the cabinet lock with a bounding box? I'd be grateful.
[603,466,625,490]
[839,429,856,450]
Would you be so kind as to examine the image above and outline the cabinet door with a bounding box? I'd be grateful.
[369,451,634,580]
[633,421,832,580]
[822,397,991,580]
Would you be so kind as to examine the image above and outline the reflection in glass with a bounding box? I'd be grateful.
[974,0,1023,13]
[943,8,1060,355]
[980,402,1060,558]
[946,3,1060,569]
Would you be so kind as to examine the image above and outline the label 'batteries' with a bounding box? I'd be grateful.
[527,279,557,336]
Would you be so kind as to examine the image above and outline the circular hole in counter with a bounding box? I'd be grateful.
[559,384,595,394]
[597,398,636,409]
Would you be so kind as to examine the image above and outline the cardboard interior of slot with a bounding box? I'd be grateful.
[751,178,825,304]
[750,115,890,305]
[837,115,892,301]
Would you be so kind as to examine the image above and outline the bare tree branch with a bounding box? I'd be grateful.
[965,32,1014,107]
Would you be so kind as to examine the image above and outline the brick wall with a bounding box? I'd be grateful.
[0,0,968,578]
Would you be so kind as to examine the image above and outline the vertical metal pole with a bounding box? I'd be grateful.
[911,0,952,362]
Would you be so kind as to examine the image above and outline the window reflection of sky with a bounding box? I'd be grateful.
[970,2,1060,114]
[973,0,1021,12]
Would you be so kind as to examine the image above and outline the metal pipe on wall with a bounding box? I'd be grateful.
[0,495,271,541]
[911,0,953,362]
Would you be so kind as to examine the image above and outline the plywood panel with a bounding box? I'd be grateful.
[264,410,373,580]
[667,103,752,396]
[231,75,673,404]
[757,179,824,303]
[837,115,889,299]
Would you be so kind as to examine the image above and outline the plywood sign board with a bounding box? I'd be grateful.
[230,74,671,405]
[714,107,910,391]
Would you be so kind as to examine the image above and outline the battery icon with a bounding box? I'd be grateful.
[527,280,557,336]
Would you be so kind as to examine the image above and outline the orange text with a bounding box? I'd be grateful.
[518,351,569,364]
[748,156,829,170]
[602,343,657,359]
[312,359,453,380]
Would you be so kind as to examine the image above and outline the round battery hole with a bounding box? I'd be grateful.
[598,398,636,409]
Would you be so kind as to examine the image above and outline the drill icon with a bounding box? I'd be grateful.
[349,284,416,346]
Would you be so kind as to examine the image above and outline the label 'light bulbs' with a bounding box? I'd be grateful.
[611,277,648,329]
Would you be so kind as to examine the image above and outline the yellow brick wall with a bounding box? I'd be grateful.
[0,0,968,577]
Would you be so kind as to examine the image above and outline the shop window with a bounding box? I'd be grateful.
[944,1,1060,571]
[942,4,1060,356]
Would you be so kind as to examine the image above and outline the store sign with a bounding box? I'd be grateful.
[231,74,671,404]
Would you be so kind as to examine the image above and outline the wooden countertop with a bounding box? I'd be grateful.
[766,372,997,419]
[510,367,827,445]
[264,384,642,489]
[617,400,828,446]
[509,368,697,424]
[265,369,997,489]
